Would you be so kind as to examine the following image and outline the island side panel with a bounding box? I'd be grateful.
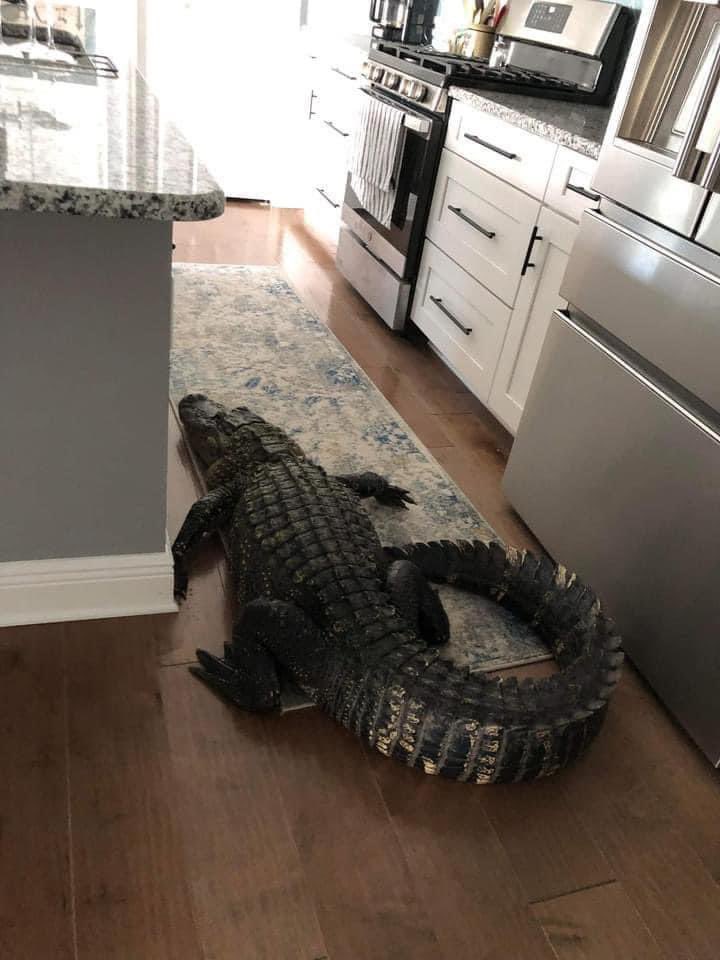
[0,210,172,563]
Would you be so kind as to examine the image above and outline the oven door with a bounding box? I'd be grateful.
[341,87,444,280]
[594,0,720,238]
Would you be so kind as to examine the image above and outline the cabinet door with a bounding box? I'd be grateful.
[488,207,577,434]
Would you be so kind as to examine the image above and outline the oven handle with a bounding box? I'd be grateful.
[448,205,496,239]
[430,296,473,336]
[361,87,433,137]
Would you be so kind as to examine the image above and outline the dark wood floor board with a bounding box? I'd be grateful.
[65,618,202,960]
[369,754,557,960]
[612,670,720,883]
[362,363,455,449]
[160,666,328,960]
[432,445,541,553]
[479,778,616,904]
[560,703,720,960]
[267,709,442,960]
[0,624,75,960]
[434,409,513,459]
[532,881,670,960]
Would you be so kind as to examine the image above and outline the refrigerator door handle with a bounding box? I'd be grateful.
[673,30,720,182]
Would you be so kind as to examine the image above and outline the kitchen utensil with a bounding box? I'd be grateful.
[493,4,508,31]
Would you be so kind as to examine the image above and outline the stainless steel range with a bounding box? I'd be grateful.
[505,0,720,765]
[336,0,630,331]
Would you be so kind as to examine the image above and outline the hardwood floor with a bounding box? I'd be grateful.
[1,201,719,959]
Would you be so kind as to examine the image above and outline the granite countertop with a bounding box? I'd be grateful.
[0,64,224,221]
[449,86,610,160]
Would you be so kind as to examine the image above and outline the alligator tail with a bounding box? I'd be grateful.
[330,540,623,784]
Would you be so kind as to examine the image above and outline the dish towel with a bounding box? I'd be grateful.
[350,95,406,228]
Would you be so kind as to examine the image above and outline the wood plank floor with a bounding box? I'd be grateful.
[2,200,719,959]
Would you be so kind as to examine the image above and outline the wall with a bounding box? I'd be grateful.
[0,213,172,563]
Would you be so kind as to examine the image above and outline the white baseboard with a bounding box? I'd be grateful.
[0,548,177,628]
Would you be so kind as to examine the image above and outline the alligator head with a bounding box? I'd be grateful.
[178,393,304,477]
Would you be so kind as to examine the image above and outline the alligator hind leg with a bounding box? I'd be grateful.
[386,559,450,646]
[335,471,415,509]
[192,598,321,711]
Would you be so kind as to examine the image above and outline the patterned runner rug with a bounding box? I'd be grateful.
[170,263,549,673]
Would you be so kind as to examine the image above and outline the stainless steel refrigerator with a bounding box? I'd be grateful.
[504,0,720,765]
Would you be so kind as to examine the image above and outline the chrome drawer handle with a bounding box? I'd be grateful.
[324,119,350,138]
[567,182,600,203]
[332,66,358,81]
[464,133,518,160]
[316,187,340,209]
[448,205,495,239]
[430,296,472,336]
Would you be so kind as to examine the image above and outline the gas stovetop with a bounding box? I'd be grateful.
[369,41,604,110]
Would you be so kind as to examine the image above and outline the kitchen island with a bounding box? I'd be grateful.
[0,61,224,626]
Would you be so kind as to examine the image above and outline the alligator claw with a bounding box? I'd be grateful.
[190,649,281,713]
[174,568,189,602]
[196,648,236,679]
[377,485,416,509]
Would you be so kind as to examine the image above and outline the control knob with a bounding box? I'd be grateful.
[382,71,400,90]
[401,79,427,102]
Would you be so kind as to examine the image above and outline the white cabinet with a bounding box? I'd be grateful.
[426,149,541,307]
[488,207,578,433]
[303,45,364,244]
[414,99,599,435]
[414,242,512,402]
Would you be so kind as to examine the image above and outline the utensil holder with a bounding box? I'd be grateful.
[463,25,495,59]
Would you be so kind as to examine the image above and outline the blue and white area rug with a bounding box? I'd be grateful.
[170,263,548,673]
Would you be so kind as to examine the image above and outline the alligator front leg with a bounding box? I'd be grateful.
[335,471,415,509]
[191,598,321,711]
[172,483,238,600]
[386,559,450,646]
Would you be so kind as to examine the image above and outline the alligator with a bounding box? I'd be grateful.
[173,393,623,783]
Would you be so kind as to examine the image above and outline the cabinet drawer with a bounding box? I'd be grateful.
[412,241,511,403]
[544,147,599,223]
[426,149,541,306]
[446,100,557,200]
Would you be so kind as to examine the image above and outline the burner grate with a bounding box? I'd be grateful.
[371,40,592,101]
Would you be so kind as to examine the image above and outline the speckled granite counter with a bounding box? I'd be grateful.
[449,86,610,160]
[0,65,224,220]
